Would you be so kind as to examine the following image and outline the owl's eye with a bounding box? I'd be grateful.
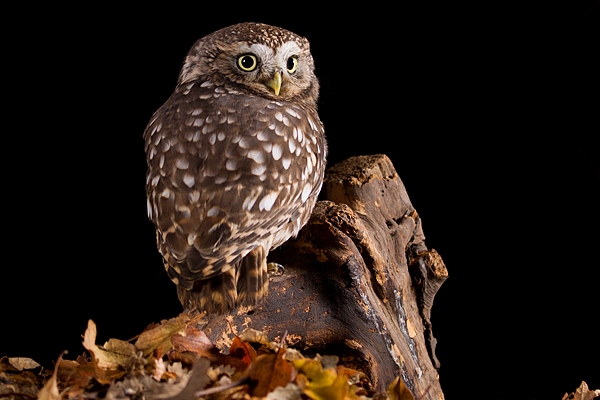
[287,56,298,73]
[237,54,258,72]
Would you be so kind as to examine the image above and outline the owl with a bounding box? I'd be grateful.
[144,22,327,314]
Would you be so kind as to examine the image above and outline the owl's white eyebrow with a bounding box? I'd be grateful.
[276,41,302,61]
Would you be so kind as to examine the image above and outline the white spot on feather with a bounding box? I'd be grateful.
[176,159,189,169]
[257,131,269,141]
[226,159,238,171]
[259,191,278,211]
[189,191,200,202]
[285,107,300,118]
[183,174,195,187]
[301,183,312,202]
[252,163,267,175]
[248,149,265,163]
[282,157,291,170]
[272,144,283,160]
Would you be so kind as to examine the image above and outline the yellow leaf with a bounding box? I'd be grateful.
[293,358,354,400]
[387,377,415,400]
[134,313,191,357]
[306,373,349,400]
[82,320,132,370]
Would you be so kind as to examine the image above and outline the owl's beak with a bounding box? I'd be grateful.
[265,71,282,96]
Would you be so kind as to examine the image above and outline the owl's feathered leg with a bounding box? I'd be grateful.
[236,246,268,307]
[179,268,237,314]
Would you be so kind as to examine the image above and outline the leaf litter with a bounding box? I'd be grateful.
[0,312,412,399]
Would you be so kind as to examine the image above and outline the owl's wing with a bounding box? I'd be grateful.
[145,81,326,285]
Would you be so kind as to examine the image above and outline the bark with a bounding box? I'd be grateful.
[201,154,448,399]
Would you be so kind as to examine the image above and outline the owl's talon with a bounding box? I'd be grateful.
[267,262,285,276]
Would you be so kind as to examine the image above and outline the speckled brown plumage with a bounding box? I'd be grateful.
[144,22,327,313]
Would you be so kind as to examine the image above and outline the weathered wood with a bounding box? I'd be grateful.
[201,154,447,399]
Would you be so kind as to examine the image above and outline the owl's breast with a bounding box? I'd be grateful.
[145,80,326,257]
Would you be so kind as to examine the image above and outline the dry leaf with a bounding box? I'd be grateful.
[243,346,298,397]
[239,328,273,347]
[134,313,191,358]
[8,357,40,371]
[168,357,211,400]
[562,381,600,400]
[266,382,304,400]
[172,324,214,354]
[103,338,138,357]
[229,335,258,366]
[37,355,62,400]
[292,358,367,400]
[387,376,415,400]
[82,320,134,370]
[56,358,96,397]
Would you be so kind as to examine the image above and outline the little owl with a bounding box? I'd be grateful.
[143,22,327,313]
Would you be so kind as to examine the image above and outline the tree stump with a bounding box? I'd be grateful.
[201,154,448,399]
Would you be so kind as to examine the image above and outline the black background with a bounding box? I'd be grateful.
[3,3,599,400]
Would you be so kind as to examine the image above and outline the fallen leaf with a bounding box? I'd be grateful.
[243,346,297,398]
[82,320,133,370]
[239,328,272,347]
[266,382,303,400]
[172,324,214,354]
[293,358,368,400]
[135,313,191,358]
[229,335,258,366]
[0,357,44,398]
[37,354,62,400]
[153,357,167,381]
[103,338,138,358]
[8,357,40,371]
[562,381,600,400]
[304,372,349,400]
[56,358,95,397]
[387,376,415,400]
[167,357,211,400]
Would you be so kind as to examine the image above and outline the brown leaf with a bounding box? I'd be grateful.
[38,354,63,400]
[229,335,258,366]
[56,358,95,397]
[8,357,40,371]
[243,346,297,398]
[167,357,211,400]
[134,313,191,358]
[82,320,133,371]
[0,357,44,399]
[172,324,214,354]
[562,381,600,400]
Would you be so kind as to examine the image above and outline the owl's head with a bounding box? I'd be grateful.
[178,22,319,102]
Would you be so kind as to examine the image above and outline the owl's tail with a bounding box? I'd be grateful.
[177,246,269,314]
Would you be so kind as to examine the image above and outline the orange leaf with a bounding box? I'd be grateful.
[172,324,214,354]
[229,335,257,366]
[243,347,297,397]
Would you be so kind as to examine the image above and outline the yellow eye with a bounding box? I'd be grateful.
[287,56,298,73]
[237,54,258,71]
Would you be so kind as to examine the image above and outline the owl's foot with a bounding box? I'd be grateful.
[267,262,285,276]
